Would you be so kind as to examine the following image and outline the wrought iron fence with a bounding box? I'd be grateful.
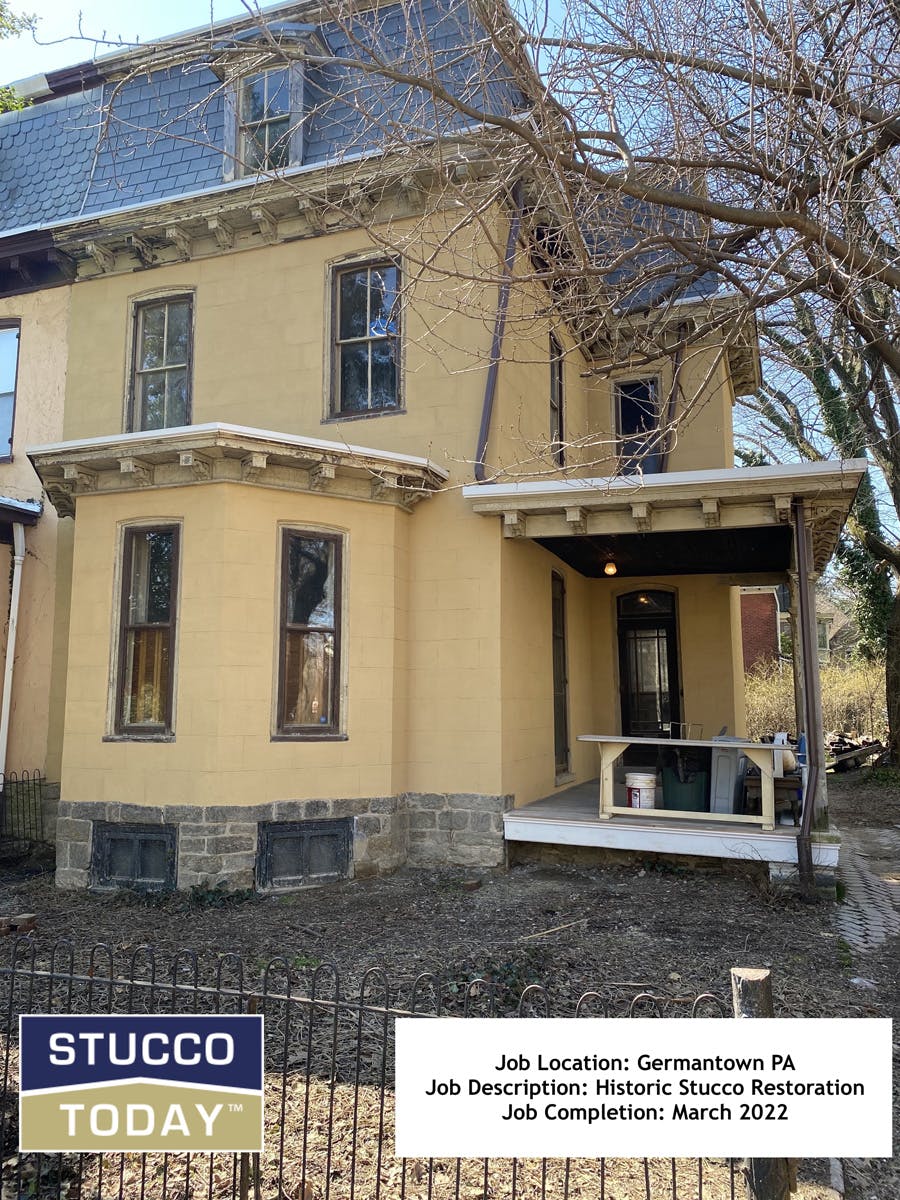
[0,770,46,849]
[0,938,739,1200]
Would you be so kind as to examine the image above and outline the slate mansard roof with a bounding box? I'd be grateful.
[0,0,520,238]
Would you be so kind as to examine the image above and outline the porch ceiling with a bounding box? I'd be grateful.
[462,459,867,574]
[536,526,792,576]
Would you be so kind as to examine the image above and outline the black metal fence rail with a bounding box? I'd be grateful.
[0,939,738,1200]
[0,770,45,848]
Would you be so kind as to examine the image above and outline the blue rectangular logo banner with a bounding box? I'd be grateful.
[19,1015,264,1153]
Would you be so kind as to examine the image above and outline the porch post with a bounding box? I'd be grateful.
[785,572,806,742]
[796,496,830,825]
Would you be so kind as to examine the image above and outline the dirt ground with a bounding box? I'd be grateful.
[1,769,897,1198]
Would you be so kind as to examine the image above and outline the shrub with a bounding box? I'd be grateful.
[744,659,887,742]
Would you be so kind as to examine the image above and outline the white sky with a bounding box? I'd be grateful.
[0,0,250,85]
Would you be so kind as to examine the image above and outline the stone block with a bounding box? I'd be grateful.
[354,815,382,838]
[330,798,365,818]
[117,804,164,823]
[69,802,109,820]
[468,812,495,834]
[178,837,208,855]
[56,867,88,890]
[206,804,273,822]
[446,845,502,868]
[369,796,399,814]
[450,793,503,813]
[406,793,446,811]
[55,817,92,843]
[224,822,258,839]
[408,811,436,831]
[272,801,306,821]
[206,835,256,855]
[354,861,379,879]
[163,805,205,823]
[177,823,210,839]
[437,810,469,831]
[67,840,92,871]
[180,853,223,875]
[56,801,73,819]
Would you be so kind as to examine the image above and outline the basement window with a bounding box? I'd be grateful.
[91,822,176,890]
[257,819,351,889]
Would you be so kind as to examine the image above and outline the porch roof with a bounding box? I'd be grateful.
[462,459,867,574]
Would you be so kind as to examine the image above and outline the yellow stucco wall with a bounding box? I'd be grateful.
[0,286,70,776]
[53,215,747,818]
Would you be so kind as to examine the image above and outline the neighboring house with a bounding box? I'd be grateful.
[0,1,863,889]
[740,584,855,671]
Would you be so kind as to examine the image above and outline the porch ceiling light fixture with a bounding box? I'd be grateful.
[603,560,617,576]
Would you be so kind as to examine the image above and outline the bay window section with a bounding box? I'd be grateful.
[116,526,179,736]
[277,531,342,737]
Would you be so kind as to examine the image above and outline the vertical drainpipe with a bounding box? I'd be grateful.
[658,326,687,473]
[793,499,821,894]
[0,522,25,795]
[474,180,525,483]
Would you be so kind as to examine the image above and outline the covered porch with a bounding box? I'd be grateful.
[464,459,867,872]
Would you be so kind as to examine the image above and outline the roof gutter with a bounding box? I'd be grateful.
[474,179,525,483]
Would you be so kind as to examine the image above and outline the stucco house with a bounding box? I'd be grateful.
[0,0,863,889]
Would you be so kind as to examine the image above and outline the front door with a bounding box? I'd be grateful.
[617,590,681,737]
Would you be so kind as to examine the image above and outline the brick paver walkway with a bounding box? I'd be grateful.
[834,823,900,951]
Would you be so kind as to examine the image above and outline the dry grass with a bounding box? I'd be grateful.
[744,659,887,742]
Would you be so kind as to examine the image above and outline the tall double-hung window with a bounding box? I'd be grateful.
[332,260,401,415]
[130,297,192,431]
[277,530,342,736]
[0,323,20,457]
[116,526,179,736]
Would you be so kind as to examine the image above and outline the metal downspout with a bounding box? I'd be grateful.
[474,180,525,483]
[658,326,687,472]
[793,500,821,893]
[0,522,25,795]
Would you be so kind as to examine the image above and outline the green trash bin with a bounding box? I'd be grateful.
[661,767,710,812]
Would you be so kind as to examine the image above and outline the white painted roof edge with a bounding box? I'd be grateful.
[462,458,868,499]
[0,494,42,514]
[27,421,449,479]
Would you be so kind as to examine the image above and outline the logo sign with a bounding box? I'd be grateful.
[19,1015,264,1153]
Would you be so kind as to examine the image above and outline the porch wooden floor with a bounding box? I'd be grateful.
[504,780,839,868]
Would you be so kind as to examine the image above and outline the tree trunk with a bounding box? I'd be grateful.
[886,588,900,760]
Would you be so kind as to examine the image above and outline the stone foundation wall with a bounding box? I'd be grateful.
[405,792,512,868]
[55,792,506,889]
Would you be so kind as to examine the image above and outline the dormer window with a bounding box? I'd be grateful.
[239,69,293,172]
[218,22,332,180]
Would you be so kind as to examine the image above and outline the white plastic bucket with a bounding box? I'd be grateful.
[625,772,657,809]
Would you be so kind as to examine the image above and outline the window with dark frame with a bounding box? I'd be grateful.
[0,322,20,458]
[615,377,662,474]
[91,822,177,890]
[131,297,192,431]
[257,819,351,889]
[116,526,179,736]
[239,68,293,171]
[332,260,400,415]
[549,333,564,467]
[277,530,342,736]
